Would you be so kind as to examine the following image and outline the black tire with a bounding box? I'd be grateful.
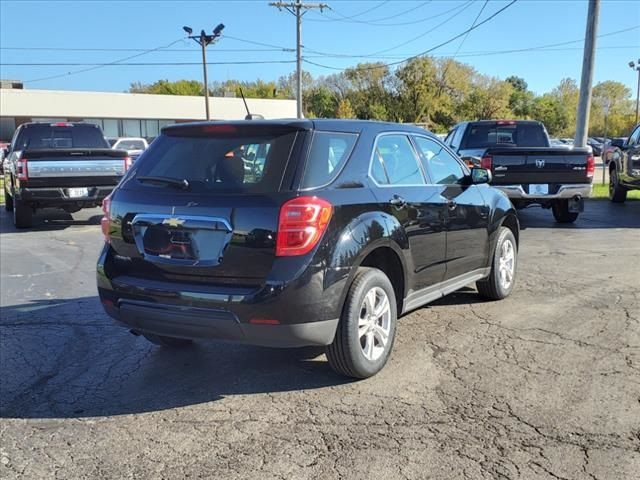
[13,199,33,228]
[142,333,193,348]
[609,168,627,203]
[551,200,579,223]
[4,188,13,212]
[326,267,397,379]
[476,226,517,301]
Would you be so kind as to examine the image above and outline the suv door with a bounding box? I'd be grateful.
[369,133,447,292]
[412,135,490,280]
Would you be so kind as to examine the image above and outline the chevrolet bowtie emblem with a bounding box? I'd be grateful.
[163,217,185,227]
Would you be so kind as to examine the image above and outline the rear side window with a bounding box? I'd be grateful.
[463,123,548,149]
[301,131,357,189]
[371,134,425,186]
[15,124,109,149]
[132,128,298,194]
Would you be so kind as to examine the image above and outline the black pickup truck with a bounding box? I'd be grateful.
[445,120,594,223]
[2,122,130,228]
[609,123,640,203]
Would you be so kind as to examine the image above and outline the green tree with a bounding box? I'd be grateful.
[589,81,635,136]
[506,76,535,118]
[461,75,514,120]
[129,79,203,96]
[336,98,356,119]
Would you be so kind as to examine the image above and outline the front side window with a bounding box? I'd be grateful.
[414,136,465,185]
[301,131,358,188]
[371,134,424,186]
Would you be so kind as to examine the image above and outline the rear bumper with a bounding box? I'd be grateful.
[494,183,592,200]
[17,185,115,206]
[102,299,338,347]
[97,246,345,347]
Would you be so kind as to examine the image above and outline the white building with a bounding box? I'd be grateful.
[0,87,297,142]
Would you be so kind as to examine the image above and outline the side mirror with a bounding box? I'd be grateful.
[470,167,492,185]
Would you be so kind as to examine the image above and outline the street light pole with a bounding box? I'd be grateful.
[183,24,225,121]
[630,60,640,124]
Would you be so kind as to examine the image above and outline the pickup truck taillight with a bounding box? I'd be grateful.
[586,155,595,179]
[276,196,333,257]
[481,155,493,170]
[124,156,133,171]
[101,195,111,243]
[16,158,29,181]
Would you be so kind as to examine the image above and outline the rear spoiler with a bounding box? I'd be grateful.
[21,148,129,159]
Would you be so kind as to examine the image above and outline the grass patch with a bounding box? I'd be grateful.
[590,183,640,200]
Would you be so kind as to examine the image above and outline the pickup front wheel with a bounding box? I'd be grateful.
[609,169,627,203]
[551,200,579,223]
[13,199,33,228]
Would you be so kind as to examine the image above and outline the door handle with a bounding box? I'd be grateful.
[389,195,407,208]
[447,200,457,210]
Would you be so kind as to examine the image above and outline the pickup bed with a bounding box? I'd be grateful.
[2,122,130,228]
[445,120,594,223]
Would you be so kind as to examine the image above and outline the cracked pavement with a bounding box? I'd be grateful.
[1,201,639,479]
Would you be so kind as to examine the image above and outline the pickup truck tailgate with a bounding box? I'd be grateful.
[488,147,592,185]
[20,148,127,187]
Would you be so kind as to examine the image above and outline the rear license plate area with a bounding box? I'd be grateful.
[529,184,549,195]
[68,187,89,198]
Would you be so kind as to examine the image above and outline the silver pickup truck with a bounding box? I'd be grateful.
[2,122,130,228]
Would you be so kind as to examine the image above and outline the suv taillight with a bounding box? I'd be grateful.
[276,196,333,257]
[101,195,111,242]
[586,155,595,179]
[124,156,132,171]
[481,155,493,170]
[17,158,29,181]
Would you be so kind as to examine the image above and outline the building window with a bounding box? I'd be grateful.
[143,120,159,139]
[102,119,119,138]
[122,119,142,137]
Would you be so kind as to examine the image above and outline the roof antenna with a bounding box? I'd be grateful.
[238,87,264,120]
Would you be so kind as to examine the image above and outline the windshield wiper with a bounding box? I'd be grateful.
[137,176,190,190]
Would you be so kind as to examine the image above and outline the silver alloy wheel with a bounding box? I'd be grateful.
[358,286,391,361]
[498,238,515,290]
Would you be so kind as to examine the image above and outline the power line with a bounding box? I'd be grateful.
[303,0,520,72]
[220,34,295,51]
[307,1,428,24]
[310,1,389,22]
[22,37,186,84]
[0,46,287,53]
[360,0,475,56]
[304,1,474,57]
[303,25,640,60]
[310,0,471,27]
[3,60,297,66]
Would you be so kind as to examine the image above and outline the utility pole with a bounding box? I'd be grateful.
[183,24,225,120]
[270,1,328,118]
[574,0,600,148]
[629,59,640,124]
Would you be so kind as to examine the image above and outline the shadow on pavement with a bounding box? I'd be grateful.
[0,208,102,234]
[0,297,351,419]
[517,199,640,230]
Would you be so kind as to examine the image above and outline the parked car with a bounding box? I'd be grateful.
[587,137,603,156]
[2,122,131,228]
[549,138,572,149]
[603,137,628,164]
[609,125,640,203]
[111,137,149,161]
[444,120,593,223]
[97,119,520,379]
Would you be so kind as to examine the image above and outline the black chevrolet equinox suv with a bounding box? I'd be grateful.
[98,119,519,378]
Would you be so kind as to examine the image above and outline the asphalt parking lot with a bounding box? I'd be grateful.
[1,201,638,479]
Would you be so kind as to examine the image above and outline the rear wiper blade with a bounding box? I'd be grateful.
[137,176,190,190]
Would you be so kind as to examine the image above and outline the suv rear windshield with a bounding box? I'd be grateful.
[15,124,109,149]
[462,123,549,148]
[131,125,299,194]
